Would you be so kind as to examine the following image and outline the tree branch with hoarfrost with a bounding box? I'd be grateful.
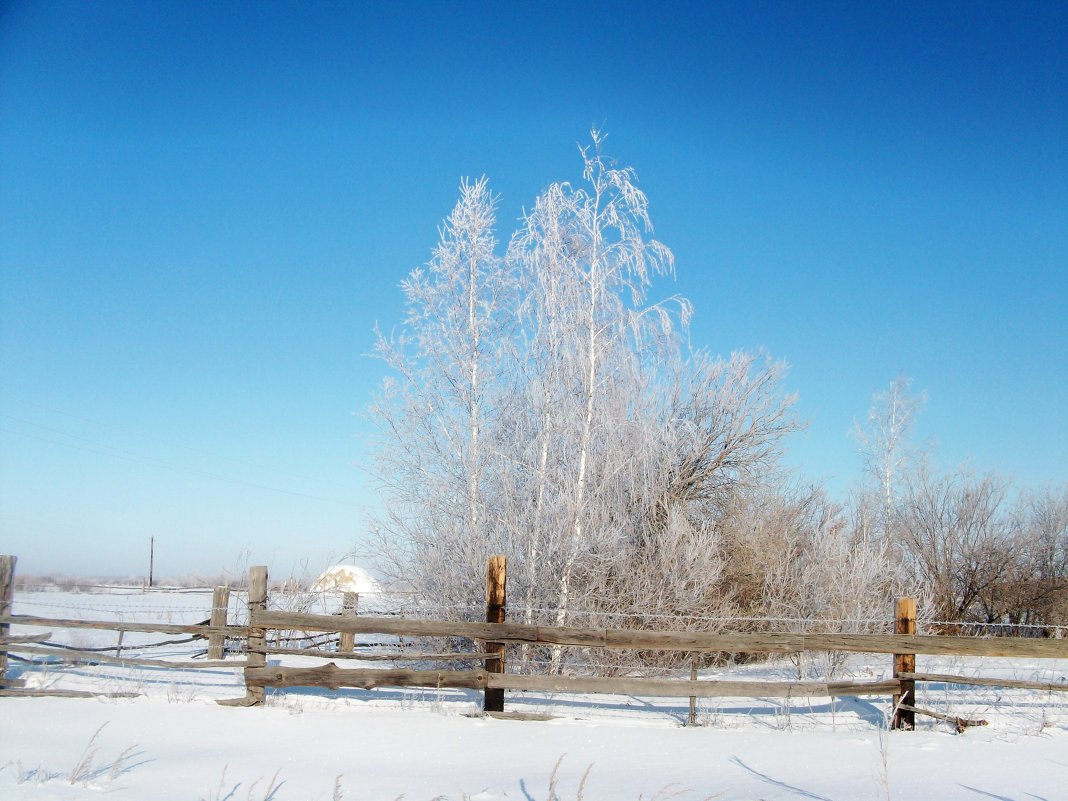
[367,133,801,670]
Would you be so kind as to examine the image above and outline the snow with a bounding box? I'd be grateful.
[3,588,1067,800]
[310,565,383,595]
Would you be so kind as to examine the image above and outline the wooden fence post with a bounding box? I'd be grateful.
[207,585,231,660]
[339,592,359,653]
[245,566,268,705]
[0,555,15,681]
[483,555,506,713]
[688,656,698,726]
[892,596,917,730]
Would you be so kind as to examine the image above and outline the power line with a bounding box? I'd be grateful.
[0,392,355,490]
[0,425,361,507]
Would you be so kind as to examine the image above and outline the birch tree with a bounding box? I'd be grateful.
[507,132,676,630]
[368,135,800,661]
[851,375,926,538]
[369,177,514,608]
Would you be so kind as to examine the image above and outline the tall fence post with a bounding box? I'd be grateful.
[207,585,231,660]
[0,555,16,681]
[245,566,268,705]
[483,555,507,713]
[892,596,917,730]
[339,592,359,653]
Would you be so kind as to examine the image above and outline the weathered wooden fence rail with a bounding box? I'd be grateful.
[3,614,246,638]
[246,609,1068,658]
[245,662,903,699]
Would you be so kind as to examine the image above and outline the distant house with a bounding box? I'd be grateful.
[310,564,382,595]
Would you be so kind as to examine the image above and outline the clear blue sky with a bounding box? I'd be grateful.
[2,1,1065,577]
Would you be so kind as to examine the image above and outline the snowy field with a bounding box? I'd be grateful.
[2,587,1067,800]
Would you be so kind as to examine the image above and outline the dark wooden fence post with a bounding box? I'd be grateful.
[339,592,359,653]
[688,655,698,726]
[245,566,268,705]
[483,555,507,713]
[892,596,917,730]
[0,555,15,681]
[207,585,231,660]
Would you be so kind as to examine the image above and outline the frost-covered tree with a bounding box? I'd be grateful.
[851,375,926,538]
[368,134,798,662]
[369,177,516,609]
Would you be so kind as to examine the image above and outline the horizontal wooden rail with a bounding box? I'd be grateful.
[490,674,901,698]
[901,672,1068,693]
[898,703,988,731]
[0,688,141,699]
[245,663,901,698]
[260,645,496,662]
[7,643,246,670]
[0,632,52,645]
[251,610,1068,659]
[2,614,248,638]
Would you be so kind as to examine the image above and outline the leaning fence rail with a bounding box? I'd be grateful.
[244,609,1068,658]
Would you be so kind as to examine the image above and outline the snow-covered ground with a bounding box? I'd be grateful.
[2,588,1067,800]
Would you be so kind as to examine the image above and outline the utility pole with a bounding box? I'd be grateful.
[148,536,155,588]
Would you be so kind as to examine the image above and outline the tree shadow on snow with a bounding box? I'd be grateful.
[729,756,835,801]
[960,786,1051,801]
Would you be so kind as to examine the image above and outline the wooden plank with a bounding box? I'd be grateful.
[339,592,358,653]
[482,711,555,721]
[247,664,490,690]
[6,643,245,669]
[216,695,259,707]
[484,555,506,713]
[0,632,52,645]
[2,614,246,638]
[898,703,987,732]
[243,663,901,698]
[245,566,268,705]
[250,610,605,647]
[249,610,1068,658]
[688,658,697,725]
[261,645,495,661]
[0,688,141,699]
[0,555,15,679]
[893,596,917,730]
[902,672,1068,693]
[488,674,902,699]
[206,586,230,660]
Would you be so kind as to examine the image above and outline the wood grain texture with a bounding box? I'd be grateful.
[484,555,507,712]
[249,610,1068,658]
[245,566,269,705]
[893,596,917,730]
[6,643,245,669]
[244,663,902,698]
[902,672,1068,692]
[0,688,140,699]
[206,585,231,660]
[0,555,15,678]
[2,614,246,637]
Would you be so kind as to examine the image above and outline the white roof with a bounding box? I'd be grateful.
[310,564,382,594]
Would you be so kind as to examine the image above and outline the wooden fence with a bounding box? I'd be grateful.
[2,554,1067,730]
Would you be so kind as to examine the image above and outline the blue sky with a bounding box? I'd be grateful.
[1,1,1065,577]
